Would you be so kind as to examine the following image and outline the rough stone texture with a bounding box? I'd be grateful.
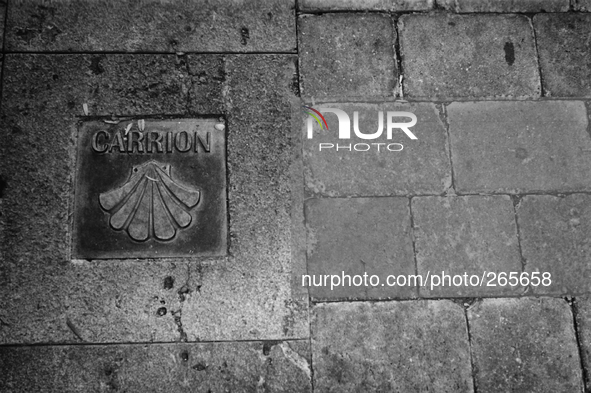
[534,14,591,97]
[180,55,308,342]
[448,101,591,193]
[300,0,433,11]
[518,195,591,295]
[469,298,583,392]
[399,14,540,99]
[305,198,415,300]
[298,14,397,99]
[312,301,473,392]
[0,54,308,344]
[6,0,296,52]
[574,0,591,11]
[574,296,591,391]
[303,102,451,196]
[437,0,569,12]
[0,340,312,392]
[413,196,522,297]
[186,56,226,115]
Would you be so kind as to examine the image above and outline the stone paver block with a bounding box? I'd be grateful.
[399,14,540,99]
[448,101,591,193]
[6,0,296,52]
[437,0,569,12]
[469,298,583,392]
[0,340,312,392]
[300,0,433,11]
[298,14,397,98]
[305,198,415,300]
[574,0,591,11]
[534,14,591,97]
[413,196,522,297]
[312,301,473,392]
[574,296,591,390]
[303,102,451,196]
[0,54,308,343]
[519,195,591,295]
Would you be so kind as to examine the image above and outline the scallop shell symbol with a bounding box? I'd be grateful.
[99,160,201,242]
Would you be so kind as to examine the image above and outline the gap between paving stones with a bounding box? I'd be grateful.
[0,338,311,348]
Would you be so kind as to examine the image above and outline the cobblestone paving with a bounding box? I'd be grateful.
[1,0,591,391]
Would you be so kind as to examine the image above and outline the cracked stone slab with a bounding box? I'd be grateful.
[0,340,312,392]
[298,13,397,99]
[305,197,415,300]
[6,0,296,52]
[312,301,473,392]
[303,102,451,197]
[448,101,591,193]
[0,54,308,343]
[399,14,540,99]
[437,0,569,12]
[468,298,583,392]
[413,196,522,297]
[534,14,591,97]
[518,195,591,295]
[300,0,433,11]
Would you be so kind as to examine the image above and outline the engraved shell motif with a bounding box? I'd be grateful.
[99,160,201,242]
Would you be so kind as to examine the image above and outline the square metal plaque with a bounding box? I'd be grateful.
[72,118,227,259]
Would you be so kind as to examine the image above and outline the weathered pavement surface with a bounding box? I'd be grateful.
[2,0,591,392]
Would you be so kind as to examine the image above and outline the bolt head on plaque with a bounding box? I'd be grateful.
[72,118,227,259]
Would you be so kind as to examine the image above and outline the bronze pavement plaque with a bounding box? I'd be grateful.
[72,118,227,259]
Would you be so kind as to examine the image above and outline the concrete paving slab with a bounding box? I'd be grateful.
[448,101,591,193]
[413,196,522,297]
[534,14,591,97]
[300,0,433,11]
[305,197,415,300]
[303,102,451,197]
[170,55,309,341]
[518,195,591,295]
[0,340,312,392]
[312,301,473,392]
[298,14,397,99]
[468,298,583,392]
[437,0,569,12]
[399,13,540,99]
[0,54,308,343]
[6,0,296,53]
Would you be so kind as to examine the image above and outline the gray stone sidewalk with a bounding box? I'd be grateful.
[2,0,591,392]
